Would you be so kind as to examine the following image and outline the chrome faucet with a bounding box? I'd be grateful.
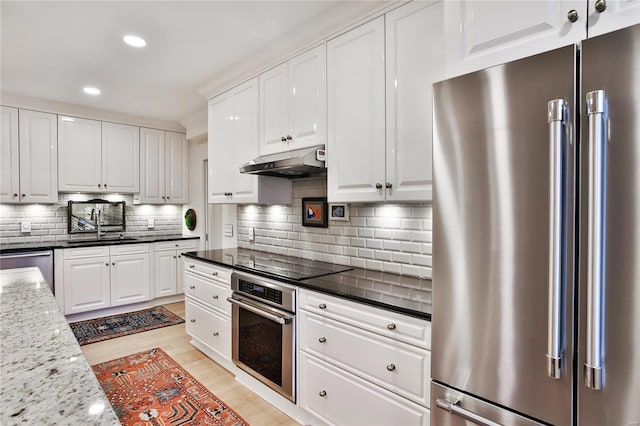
[96,209,106,240]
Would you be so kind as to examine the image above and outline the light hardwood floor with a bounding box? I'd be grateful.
[81,302,300,426]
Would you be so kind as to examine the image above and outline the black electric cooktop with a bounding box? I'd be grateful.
[185,249,352,282]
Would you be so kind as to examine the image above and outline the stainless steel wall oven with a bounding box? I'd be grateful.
[228,271,296,402]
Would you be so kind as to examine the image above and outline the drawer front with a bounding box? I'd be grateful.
[185,299,230,359]
[299,310,430,406]
[154,239,198,252]
[110,243,149,256]
[63,246,110,259]
[299,351,430,426]
[185,272,231,315]
[184,259,231,284]
[299,288,430,349]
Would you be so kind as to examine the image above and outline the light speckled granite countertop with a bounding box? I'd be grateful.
[0,267,119,425]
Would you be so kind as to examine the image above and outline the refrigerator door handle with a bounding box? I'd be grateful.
[585,89,607,391]
[435,398,503,426]
[546,99,567,379]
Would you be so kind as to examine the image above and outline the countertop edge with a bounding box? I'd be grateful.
[0,235,201,253]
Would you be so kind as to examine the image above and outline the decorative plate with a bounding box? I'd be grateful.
[184,209,196,231]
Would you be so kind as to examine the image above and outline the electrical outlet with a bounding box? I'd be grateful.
[147,219,155,229]
[224,224,233,237]
[21,222,31,233]
[248,227,255,241]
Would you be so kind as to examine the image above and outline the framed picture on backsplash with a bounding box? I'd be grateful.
[329,203,349,221]
[302,197,328,228]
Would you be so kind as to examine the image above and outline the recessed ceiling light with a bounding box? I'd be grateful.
[83,87,101,95]
[123,35,146,48]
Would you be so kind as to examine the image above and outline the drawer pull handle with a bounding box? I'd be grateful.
[212,295,219,300]
[318,337,327,343]
[319,390,327,397]
[213,332,219,336]
[387,364,396,372]
[319,303,327,309]
[190,319,196,323]
[387,323,397,330]
[189,265,195,269]
[190,285,195,290]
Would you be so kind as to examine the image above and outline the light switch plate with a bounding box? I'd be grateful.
[147,219,155,229]
[224,224,233,237]
[21,222,31,232]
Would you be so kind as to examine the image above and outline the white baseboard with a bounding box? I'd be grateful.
[65,294,185,322]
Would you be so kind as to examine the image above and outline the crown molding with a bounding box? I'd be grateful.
[197,1,403,100]
[1,92,185,132]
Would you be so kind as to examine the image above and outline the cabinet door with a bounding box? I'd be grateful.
[444,0,586,77]
[587,0,640,37]
[165,131,188,204]
[154,250,177,298]
[260,63,289,155]
[19,109,58,203]
[64,256,111,314]
[289,44,327,151]
[229,77,260,203]
[327,17,386,203]
[208,92,234,203]
[186,299,231,360]
[102,122,140,193]
[57,116,101,192]
[0,106,19,203]
[385,1,443,202]
[110,253,151,306]
[139,127,166,204]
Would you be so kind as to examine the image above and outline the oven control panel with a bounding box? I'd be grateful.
[238,279,283,305]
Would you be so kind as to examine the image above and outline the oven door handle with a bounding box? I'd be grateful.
[227,296,294,325]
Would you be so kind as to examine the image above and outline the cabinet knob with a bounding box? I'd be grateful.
[112,262,115,266]
[375,183,383,189]
[281,136,287,142]
[212,295,219,299]
[594,0,606,13]
[105,263,109,266]
[386,363,396,372]
[21,193,25,197]
[166,196,170,200]
[212,272,218,276]
[286,135,292,141]
[104,184,107,188]
[175,244,179,247]
[13,193,17,197]
[97,184,101,188]
[162,196,166,199]
[385,182,392,189]
[190,319,196,323]
[213,332,219,336]
[318,337,327,343]
[318,303,327,309]
[173,255,177,259]
[190,285,195,289]
[387,323,397,330]
[567,9,579,22]
[189,265,195,269]
[319,390,327,397]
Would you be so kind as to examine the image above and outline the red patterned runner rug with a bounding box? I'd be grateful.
[93,348,249,426]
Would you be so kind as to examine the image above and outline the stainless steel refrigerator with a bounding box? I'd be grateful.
[431,24,640,426]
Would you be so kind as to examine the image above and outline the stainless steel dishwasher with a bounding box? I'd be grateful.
[0,250,54,292]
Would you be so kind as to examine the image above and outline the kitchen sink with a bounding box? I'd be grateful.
[67,237,139,246]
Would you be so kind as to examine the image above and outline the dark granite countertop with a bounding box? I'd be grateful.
[0,235,200,254]
[183,248,431,321]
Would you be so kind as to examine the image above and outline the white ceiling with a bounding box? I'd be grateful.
[1,1,383,124]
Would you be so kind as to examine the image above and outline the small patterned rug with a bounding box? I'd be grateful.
[93,348,249,426]
[70,306,184,346]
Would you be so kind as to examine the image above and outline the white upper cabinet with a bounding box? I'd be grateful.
[1,107,58,203]
[327,16,386,203]
[587,0,640,37]
[58,117,140,193]
[101,122,140,193]
[328,3,443,203]
[208,78,292,205]
[386,1,444,202]
[260,45,326,155]
[445,0,640,78]
[137,128,188,204]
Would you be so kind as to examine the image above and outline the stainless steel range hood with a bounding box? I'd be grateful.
[239,145,326,178]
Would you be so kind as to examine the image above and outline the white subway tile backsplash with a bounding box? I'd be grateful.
[237,178,433,279]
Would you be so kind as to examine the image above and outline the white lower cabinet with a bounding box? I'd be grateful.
[63,244,151,314]
[184,258,232,361]
[298,288,431,426]
[152,240,198,297]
